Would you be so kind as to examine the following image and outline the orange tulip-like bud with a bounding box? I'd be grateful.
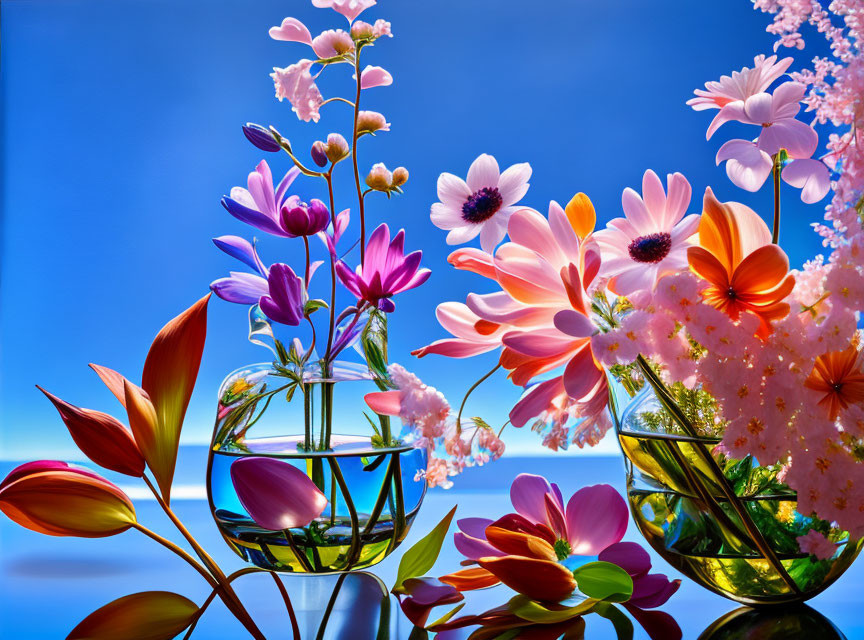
[140,294,210,503]
[477,555,576,602]
[0,461,136,537]
[37,386,144,477]
[564,192,596,240]
[67,591,199,640]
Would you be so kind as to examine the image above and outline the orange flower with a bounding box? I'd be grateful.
[687,189,794,338]
[804,345,864,420]
[0,461,136,537]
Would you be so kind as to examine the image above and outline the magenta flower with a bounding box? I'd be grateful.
[280,198,330,237]
[335,224,430,312]
[594,170,700,296]
[230,457,328,530]
[260,264,306,327]
[431,154,532,253]
[210,237,306,327]
[222,161,302,237]
[396,578,463,628]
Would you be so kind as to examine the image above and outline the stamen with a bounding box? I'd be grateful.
[627,232,672,263]
[462,187,503,224]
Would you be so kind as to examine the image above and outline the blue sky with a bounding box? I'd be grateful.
[0,0,829,458]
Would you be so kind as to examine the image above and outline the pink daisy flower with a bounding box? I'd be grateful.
[687,54,793,112]
[430,154,531,253]
[594,170,700,296]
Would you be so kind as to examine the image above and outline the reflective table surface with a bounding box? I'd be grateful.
[2,450,861,638]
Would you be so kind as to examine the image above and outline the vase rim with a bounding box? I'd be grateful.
[213,434,415,459]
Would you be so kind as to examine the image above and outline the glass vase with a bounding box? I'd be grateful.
[609,360,862,606]
[206,361,427,573]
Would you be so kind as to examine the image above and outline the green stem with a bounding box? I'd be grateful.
[328,457,361,567]
[351,48,367,264]
[283,529,315,573]
[388,462,406,552]
[456,363,501,432]
[303,383,314,451]
[323,172,339,364]
[362,452,398,535]
[772,152,782,244]
[182,568,263,640]
[635,355,802,596]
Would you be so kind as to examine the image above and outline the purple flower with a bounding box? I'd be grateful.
[242,123,281,152]
[260,264,306,327]
[280,198,330,237]
[335,224,430,312]
[209,236,306,327]
[221,160,301,237]
[395,578,463,628]
[230,457,328,530]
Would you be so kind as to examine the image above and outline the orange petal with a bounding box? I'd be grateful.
[738,273,796,304]
[89,364,129,408]
[478,556,576,602]
[67,591,198,640]
[731,244,791,294]
[698,188,771,272]
[687,246,730,287]
[124,380,161,482]
[140,294,210,503]
[439,567,500,591]
[37,387,144,477]
[484,526,558,561]
[565,193,596,240]
[0,466,135,538]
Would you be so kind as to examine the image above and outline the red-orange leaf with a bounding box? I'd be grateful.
[89,363,129,408]
[37,386,144,477]
[66,591,199,640]
[140,294,210,503]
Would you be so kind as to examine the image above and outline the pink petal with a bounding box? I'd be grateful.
[358,65,392,89]
[716,139,773,192]
[454,531,504,560]
[268,17,313,45]
[458,517,496,538]
[663,172,692,229]
[502,330,575,358]
[466,154,500,192]
[742,92,774,124]
[757,118,818,158]
[312,0,376,23]
[553,309,595,338]
[598,541,651,577]
[770,81,805,120]
[782,158,831,204]
[640,170,667,225]
[230,458,328,530]
[507,208,564,265]
[479,217,508,253]
[510,473,556,525]
[509,377,565,428]
[562,344,603,400]
[565,484,628,554]
[706,101,747,139]
[365,390,401,416]
[412,338,498,359]
[621,188,654,236]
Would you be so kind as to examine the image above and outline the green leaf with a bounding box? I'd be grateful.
[471,416,493,430]
[428,602,466,628]
[507,595,596,623]
[304,299,329,315]
[594,602,634,640]
[572,561,633,602]
[392,506,457,593]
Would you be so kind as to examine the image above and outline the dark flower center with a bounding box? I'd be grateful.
[628,232,672,263]
[462,187,503,224]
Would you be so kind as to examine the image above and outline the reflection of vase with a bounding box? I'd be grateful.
[207,361,427,573]
[609,361,861,606]
[698,605,846,640]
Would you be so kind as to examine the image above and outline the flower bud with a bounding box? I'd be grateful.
[242,123,281,152]
[280,198,331,237]
[356,110,391,135]
[0,461,136,538]
[350,20,374,40]
[310,141,328,167]
[373,19,393,38]
[365,163,393,191]
[325,133,350,163]
[391,167,409,188]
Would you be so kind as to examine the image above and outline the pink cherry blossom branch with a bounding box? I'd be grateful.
[351,48,367,264]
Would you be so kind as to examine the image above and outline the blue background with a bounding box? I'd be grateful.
[0,0,828,458]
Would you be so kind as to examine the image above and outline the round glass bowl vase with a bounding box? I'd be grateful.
[206,361,427,573]
[608,367,861,606]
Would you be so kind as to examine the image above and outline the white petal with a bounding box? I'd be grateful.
[446,224,482,246]
[437,172,471,208]
[466,154,500,192]
[497,162,532,205]
[431,202,464,230]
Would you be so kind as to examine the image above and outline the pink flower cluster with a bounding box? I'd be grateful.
[365,364,505,489]
[268,2,393,123]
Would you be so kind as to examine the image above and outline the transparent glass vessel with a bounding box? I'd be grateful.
[609,361,861,606]
[207,361,427,573]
